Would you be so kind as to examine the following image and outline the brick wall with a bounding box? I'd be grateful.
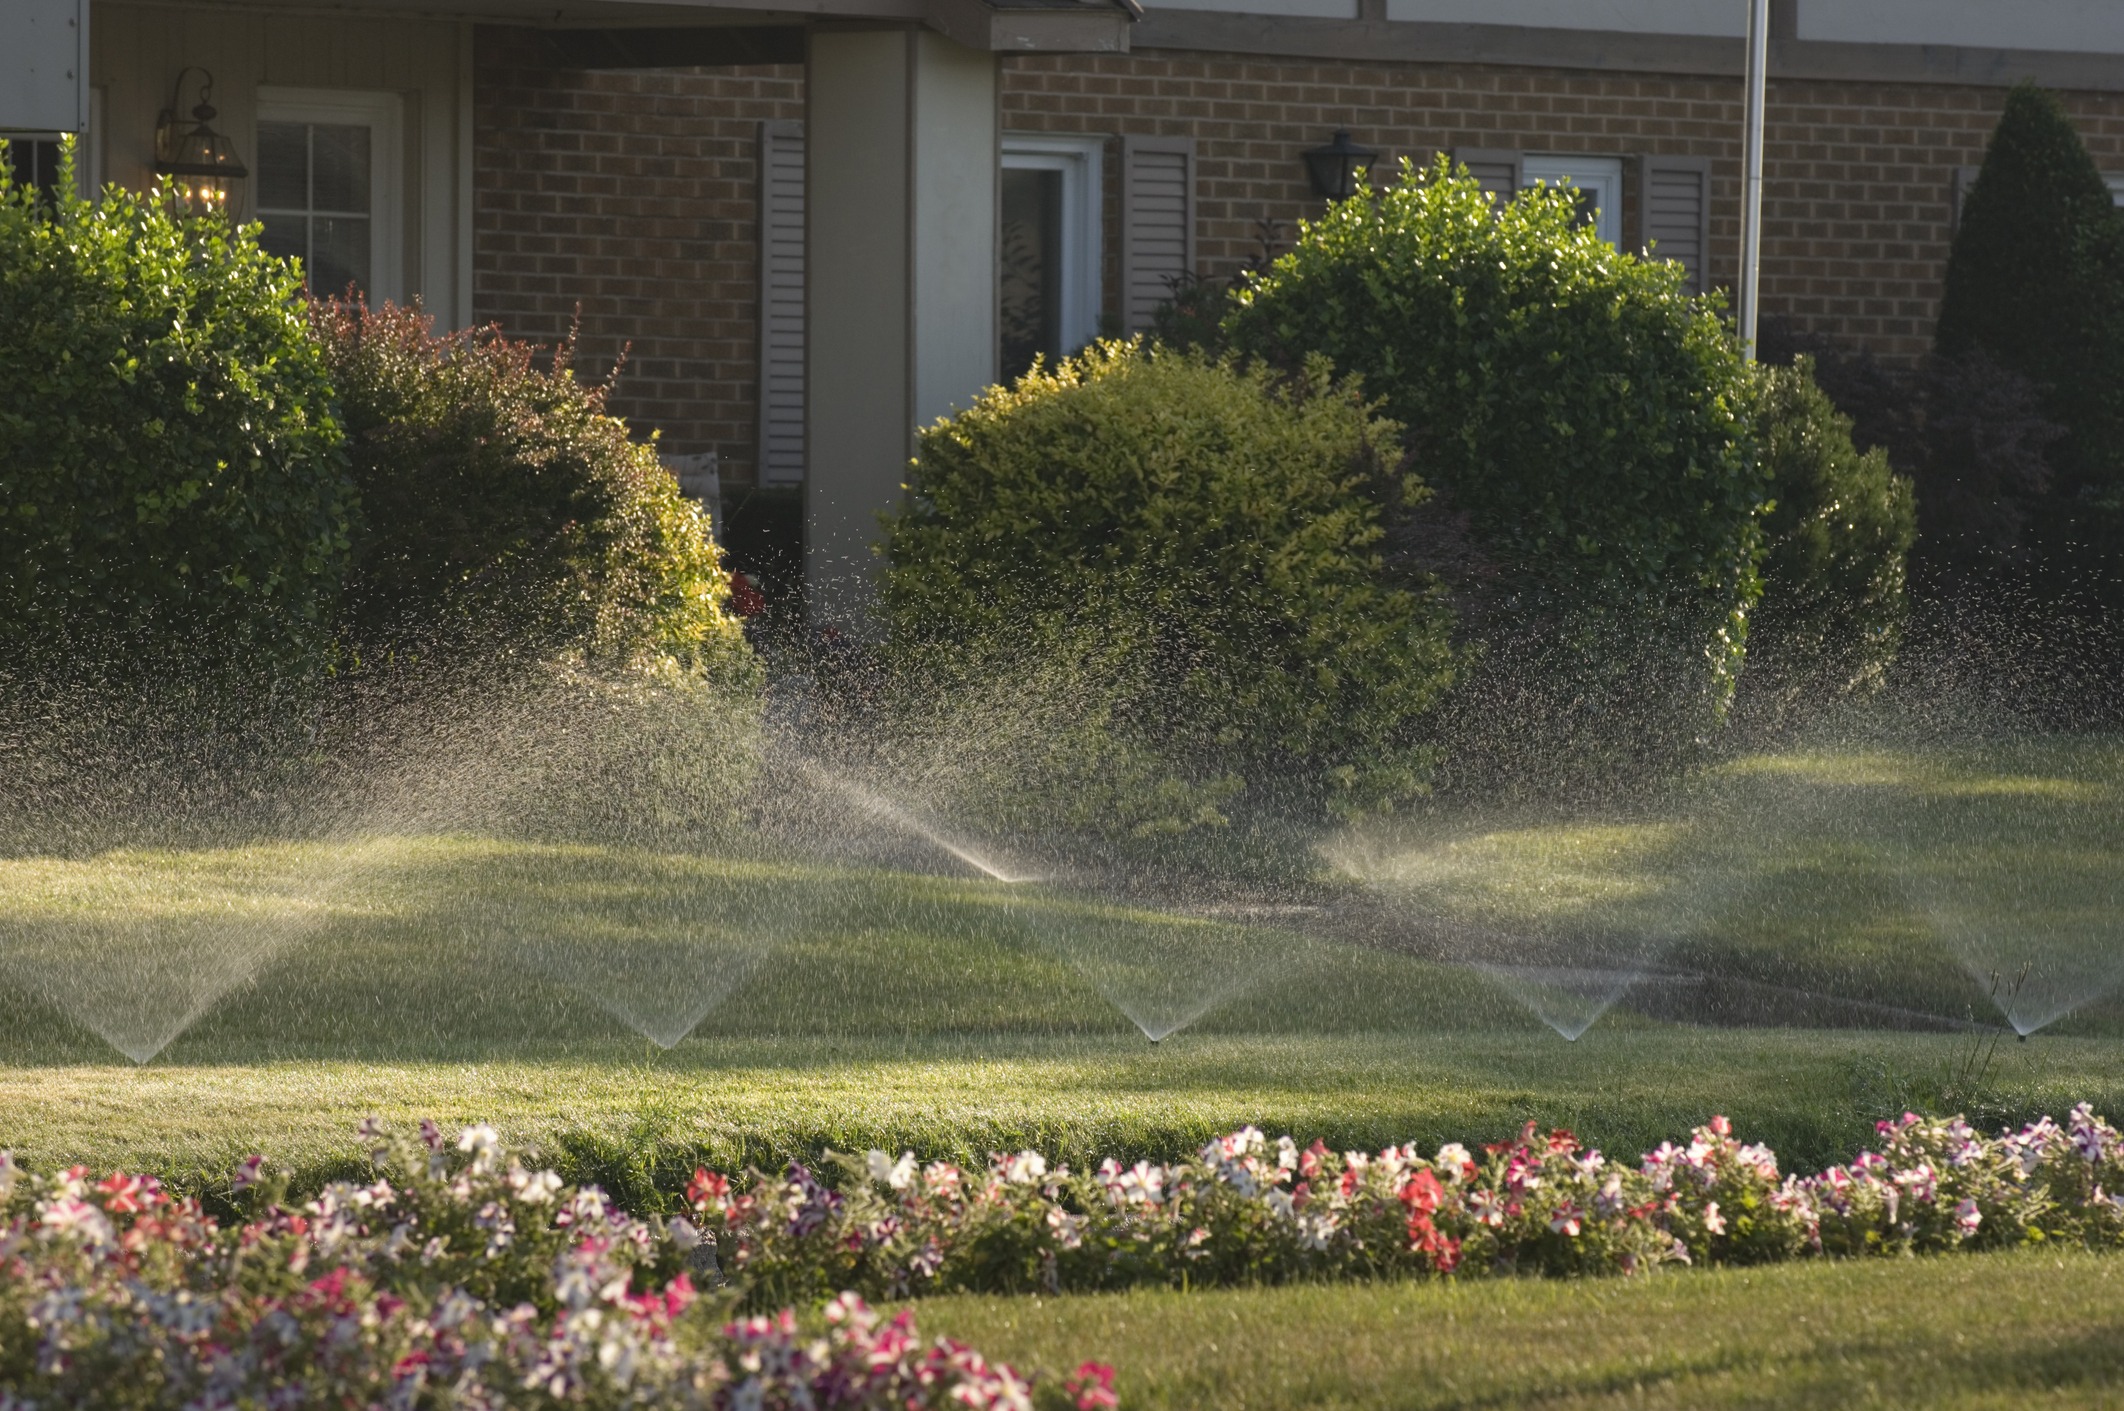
[472,28,802,486]
[1002,53,2124,360]
[468,36,2124,481]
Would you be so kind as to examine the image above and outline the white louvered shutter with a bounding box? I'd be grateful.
[1640,155,1711,295]
[1452,148,1522,206]
[1121,136,1195,335]
[757,119,806,487]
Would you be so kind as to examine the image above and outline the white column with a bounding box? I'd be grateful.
[805,28,998,635]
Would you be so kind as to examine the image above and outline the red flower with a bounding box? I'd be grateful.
[1398,1169,1444,1216]
[687,1168,731,1213]
[1066,1361,1119,1411]
[1407,1212,1460,1272]
[96,1173,150,1214]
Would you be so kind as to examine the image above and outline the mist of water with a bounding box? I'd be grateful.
[1469,964,1642,1041]
[0,836,400,1063]
[1909,851,2124,1036]
[792,761,1042,884]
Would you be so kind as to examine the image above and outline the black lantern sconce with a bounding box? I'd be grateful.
[1302,129,1379,202]
[154,68,248,214]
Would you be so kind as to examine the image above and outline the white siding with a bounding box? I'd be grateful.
[1799,0,2124,53]
[1384,0,1744,35]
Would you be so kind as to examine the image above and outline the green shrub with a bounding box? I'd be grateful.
[1936,83,2124,509]
[879,341,1458,836]
[1743,357,1916,705]
[313,299,757,682]
[1224,156,1767,751]
[0,143,352,678]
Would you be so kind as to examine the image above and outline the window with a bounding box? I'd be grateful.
[1520,154,1625,248]
[254,89,402,303]
[4,137,64,199]
[1000,134,1102,383]
[1452,147,1709,294]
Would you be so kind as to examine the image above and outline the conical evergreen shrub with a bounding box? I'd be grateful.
[1935,82,2124,507]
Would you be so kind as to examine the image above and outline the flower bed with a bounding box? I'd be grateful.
[0,1122,1104,1410]
[5,1108,2122,1406]
[694,1107,2124,1305]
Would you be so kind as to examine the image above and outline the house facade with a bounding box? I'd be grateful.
[8,0,2124,626]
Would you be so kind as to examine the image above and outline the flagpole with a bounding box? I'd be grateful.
[1738,0,1769,360]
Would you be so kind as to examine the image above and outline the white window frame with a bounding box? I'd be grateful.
[254,87,404,305]
[1001,133,1104,361]
[2,91,98,200]
[1521,153,1625,249]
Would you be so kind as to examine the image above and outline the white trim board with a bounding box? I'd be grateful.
[1383,0,1743,35]
[1002,132,1104,363]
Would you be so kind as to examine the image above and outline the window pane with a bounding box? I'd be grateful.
[7,139,63,202]
[1000,167,1063,384]
[255,122,309,211]
[257,213,307,268]
[312,124,370,214]
[311,215,370,298]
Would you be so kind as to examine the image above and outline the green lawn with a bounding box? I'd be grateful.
[916,1248,2124,1409]
[0,738,2118,1191]
[3,738,2122,1404]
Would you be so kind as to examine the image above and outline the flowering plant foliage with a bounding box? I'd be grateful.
[0,1122,1098,1411]
[7,1106,2124,1406]
[683,1106,2124,1303]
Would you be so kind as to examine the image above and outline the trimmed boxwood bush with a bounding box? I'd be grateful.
[0,145,353,678]
[1742,356,1916,706]
[878,341,1458,837]
[1224,157,1767,762]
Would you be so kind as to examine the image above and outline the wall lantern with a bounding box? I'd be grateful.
[154,68,248,214]
[1302,129,1379,201]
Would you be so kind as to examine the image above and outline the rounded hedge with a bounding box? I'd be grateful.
[879,341,1458,832]
[1224,157,1767,735]
[313,299,757,682]
[0,148,353,677]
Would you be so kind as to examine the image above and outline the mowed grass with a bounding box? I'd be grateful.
[915,1248,2124,1409]
[0,738,2118,1189]
[3,740,2123,1406]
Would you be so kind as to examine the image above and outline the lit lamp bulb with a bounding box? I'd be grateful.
[153,68,248,218]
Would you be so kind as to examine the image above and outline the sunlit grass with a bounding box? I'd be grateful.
[915,1247,2124,1409]
[0,739,2118,1191]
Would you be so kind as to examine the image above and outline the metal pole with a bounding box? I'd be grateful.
[1738,0,1769,360]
